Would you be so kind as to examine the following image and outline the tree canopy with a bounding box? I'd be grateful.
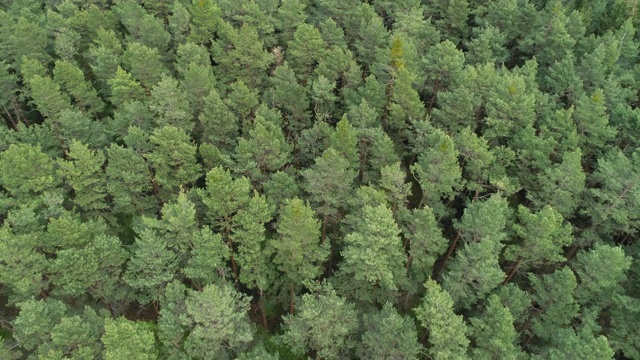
[1,0,640,359]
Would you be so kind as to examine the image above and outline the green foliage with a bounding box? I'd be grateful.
[199,166,251,227]
[287,23,326,80]
[122,42,167,89]
[273,198,329,290]
[504,205,573,274]
[2,1,640,358]
[124,226,178,304]
[410,121,462,216]
[199,89,239,154]
[28,75,73,119]
[102,317,157,360]
[146,125,202,200]
[587,150,640,239]
[571,244,632,307]
[358,302,422,360]
[214,23,274,89]
[149,74,193,133]
[302,148,356,225]
[106,144,155,216]
[0,143,61,200]
[339,204,407,304]
[528,268,580,341]
[415,279,470,360]
[234,115,292,186]
[233,191,275,291]
[57,140,108,213]
[470,295,523,360]
[280,282,359,360]
[183,283,254,359]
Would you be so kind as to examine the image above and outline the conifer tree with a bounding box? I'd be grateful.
[302,148,356,242]
[149,74,193,133]
[102,318,157,360]
[274,198,329,312]
[57,140,108,214]
[280,282,359,360]
[470,295,523,360]
[359,302,422,360]
[503,205,573,283]
[339,204,406,304]
[146,125,201,201]
[415,279,470,359]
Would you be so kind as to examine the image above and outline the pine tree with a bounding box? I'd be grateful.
[214,23,274,89]
[27,75,72,120]
[302,148,356,242]
[570,244,632,308]
[339,204,407,304]
[198,89,239,155]
[102,318,157,360]
[234,115,292,186]
[587,150,640,240]
[527,268,579,342]
[146,125,202,201]
[122,42,167,90]
[149,74,193,133]
[57,140,108,214]
[107,67,146,108]
[414,279,470,359]
[124,226,178,305]
[359,302,422,360]
[53,59,104,116]
[410,122,462,217]
[469,295,523,360]
[273,198,329,312]
[287,23,326,81]
[105,144,156,216]
[280,281,359,360]
[267,63,311,135]
[232,191,275,326]
[275,0,307,44]
[188,0,222,45]
[574,89,617,162]
[404,206,448,286]
[503,205,573,283]
[183,283,254,359]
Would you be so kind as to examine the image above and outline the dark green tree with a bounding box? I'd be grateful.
[302,148,356,242]
[149,74,193,133]
[146,125,202,201]
[214,23,274,89]
[57,140,108,214]
[414,279,470,359]
[503,205,573,283]
[358,302,422,360]
[280,281,359,360]
[469,295,524,360]
[102,318,157,360]
[339,204,407,304]
[273,198,329,312]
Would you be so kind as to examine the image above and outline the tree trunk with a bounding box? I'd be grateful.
[289,283,295,314]
[383,73,395,130]
[420,329,429,344]
[322,216,327,244]
[428,79,441,111]
[260,289,269,330]
[502,259,521,285]
[438,231,461,275]
[228,237,240,290]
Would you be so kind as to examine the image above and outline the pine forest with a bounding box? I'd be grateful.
[1,0,640,359]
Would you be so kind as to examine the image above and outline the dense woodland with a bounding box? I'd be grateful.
[1,0,640,358]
